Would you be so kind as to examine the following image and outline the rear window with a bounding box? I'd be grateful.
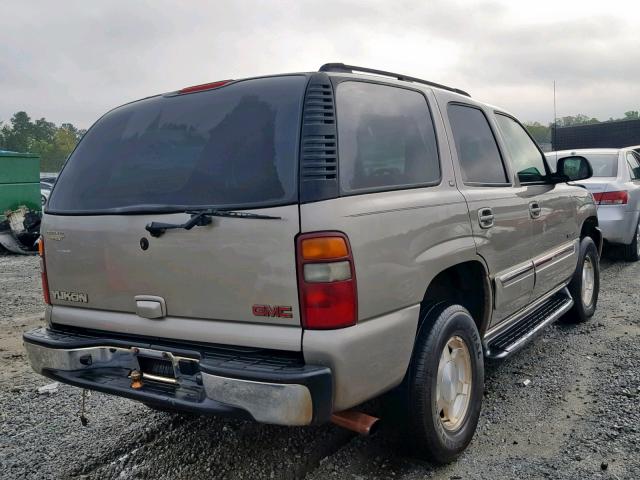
[48,76,307,212]
[336,81,440,193]
[546,153,618,177]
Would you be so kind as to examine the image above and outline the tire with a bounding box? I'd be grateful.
[565,236,599,323]
[403,304,484,464]
[622,221,640,262]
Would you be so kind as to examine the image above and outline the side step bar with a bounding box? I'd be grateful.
[485,288,573,360]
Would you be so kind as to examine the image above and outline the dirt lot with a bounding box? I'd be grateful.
[0,253,638,480]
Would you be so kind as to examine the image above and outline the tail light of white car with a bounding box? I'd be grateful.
[593,191,628,205]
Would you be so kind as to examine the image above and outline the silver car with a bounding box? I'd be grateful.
[546,148,640,260]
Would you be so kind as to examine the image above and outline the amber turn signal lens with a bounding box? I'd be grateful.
[301,237,348,260]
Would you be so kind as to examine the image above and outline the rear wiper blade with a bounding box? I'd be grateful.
[145,209,281,237]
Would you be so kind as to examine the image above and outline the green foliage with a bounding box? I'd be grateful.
[0,111,85,172]
[555,114,600,127]
[523,121,551,145]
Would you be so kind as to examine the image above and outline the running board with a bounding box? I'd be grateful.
[485,288,573,360]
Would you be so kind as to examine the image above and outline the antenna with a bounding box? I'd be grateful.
[553,80,558,156]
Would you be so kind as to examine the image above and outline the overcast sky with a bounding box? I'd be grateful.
[1,0,638,128]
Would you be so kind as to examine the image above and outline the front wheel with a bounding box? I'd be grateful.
[403,304,484,464]
[565,236,600,323]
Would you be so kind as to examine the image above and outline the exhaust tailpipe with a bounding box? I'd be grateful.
[330,410,380,436]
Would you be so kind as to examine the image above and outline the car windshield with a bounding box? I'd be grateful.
[48,75,306,213]
[547,153,618,177]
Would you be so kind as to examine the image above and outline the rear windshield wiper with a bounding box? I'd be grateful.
[145,208,281,237]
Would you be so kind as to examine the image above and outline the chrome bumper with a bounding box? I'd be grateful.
[24,328,331,426]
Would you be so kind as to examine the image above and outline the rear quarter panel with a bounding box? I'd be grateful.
[300,187,475,322]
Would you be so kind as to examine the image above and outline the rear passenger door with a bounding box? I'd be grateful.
[443,102,535,326]
[493,113,578,301]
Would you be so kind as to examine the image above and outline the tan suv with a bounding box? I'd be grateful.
[24,63,602,463]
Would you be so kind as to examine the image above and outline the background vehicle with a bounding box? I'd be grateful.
[546,148,640,261]
[39,174,57,206]
[24,64,600,464]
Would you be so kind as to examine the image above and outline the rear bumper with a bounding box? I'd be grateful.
[598,207,639,245]
[23,327,332,426]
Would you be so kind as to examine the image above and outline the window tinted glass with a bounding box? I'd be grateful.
[627,152,640,180]
[337,82,440,192]
[49,76,306,212]
[494,114,547,183]
[546,153,618,177]
[447,104,507,184]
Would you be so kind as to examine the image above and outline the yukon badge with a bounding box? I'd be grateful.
[45,231,65,241]
[51,290,89,303]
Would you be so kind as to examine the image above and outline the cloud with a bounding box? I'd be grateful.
[0,0,638,127]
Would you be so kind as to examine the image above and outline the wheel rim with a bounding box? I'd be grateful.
[435,336,472,431]
[581,256,595,307]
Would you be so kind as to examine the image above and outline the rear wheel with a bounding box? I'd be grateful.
[403,304,484,464]
[622,221,640,262]
[566,237,599,322]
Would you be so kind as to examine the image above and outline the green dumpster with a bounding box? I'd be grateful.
[0,150,42,253]
[0,150,41,214]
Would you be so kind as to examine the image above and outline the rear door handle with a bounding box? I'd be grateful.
[478,207,494,229]
[529,201,542,219]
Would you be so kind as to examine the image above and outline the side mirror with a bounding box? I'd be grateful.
[556,155,593,182]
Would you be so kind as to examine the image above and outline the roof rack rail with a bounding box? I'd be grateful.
[318,63,470,97]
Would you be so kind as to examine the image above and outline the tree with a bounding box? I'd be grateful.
[0,111,84,171]
[624,111,639,120]
[524,122,551,145]
[556,115,599,128]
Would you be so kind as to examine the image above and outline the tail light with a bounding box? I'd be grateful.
[38,237,51,305]
[297,232,357,329]
[593,191,628,205]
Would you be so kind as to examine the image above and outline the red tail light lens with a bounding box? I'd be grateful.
[178,80,232,94]
[593,191,628,205]
[38,237,51,305]
[297,232,357,329]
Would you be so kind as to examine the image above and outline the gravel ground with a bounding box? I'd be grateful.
[0,253,638,479]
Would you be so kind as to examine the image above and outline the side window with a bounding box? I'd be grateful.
[494,114,548,183]
[447,104,508,184]
[336,81,440,192]
[627,152,640,180]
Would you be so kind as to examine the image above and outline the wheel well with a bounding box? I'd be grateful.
[581,216,602,253]
[419,261,491,335]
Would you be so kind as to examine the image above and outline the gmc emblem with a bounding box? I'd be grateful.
[252,304,293,319]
